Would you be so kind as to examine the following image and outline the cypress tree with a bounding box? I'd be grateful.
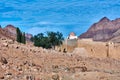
[22,32,26,44]
[16,27,22,43]
[16,27,26,44]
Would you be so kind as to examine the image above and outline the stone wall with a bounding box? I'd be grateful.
[59,38,120,59]
[78,39,120,59]
[59,39,78,52]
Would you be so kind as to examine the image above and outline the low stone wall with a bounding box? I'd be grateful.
[77,39,107,58]
[59,38,120,59]
[78,39,120,59]
[57,39,78,53]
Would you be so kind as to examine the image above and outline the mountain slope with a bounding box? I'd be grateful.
[79,17,120,42]
[0,26,15,40]
[0,24,32,41]
[110,29,120,42]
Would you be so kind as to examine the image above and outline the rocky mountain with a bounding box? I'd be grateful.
[4,25,17,36]
[0,25,15,40]
[0,24,33,41]
[110,29,120,42]
[79,17,120,42]
[25,33,33,41]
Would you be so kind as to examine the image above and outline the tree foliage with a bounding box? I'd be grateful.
[32,31,64,49]
[16,27,26,44]
[21,32,26,44]
[16,27,22,43]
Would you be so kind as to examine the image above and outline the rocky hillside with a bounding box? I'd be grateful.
[0,25,32,41]
[0,37,120,80]
[0,26,15,40]
[79,17,120,42]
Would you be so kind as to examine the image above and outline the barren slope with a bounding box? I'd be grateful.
[0,37,120,80]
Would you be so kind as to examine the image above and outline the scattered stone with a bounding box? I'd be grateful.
[6,72,12,76]
[0,76,4,79]
[0,57,8,64]
[7,39,14,44]
[26,75,35,80]
[2,43,8,47]
[81,66,87,72]
[16,46,19,49]
[52,74,59,80]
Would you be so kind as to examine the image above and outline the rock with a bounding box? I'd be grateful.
[0,57,8,64]
[0,76,4,79]
[52,65,59,73]
[2,43,8,47]
[1,38,7,40]
[26,75,35,80]
[6,72,12,76]
[0,74,4,79]
[15,45,19,49]
[7,39,14,44]
[80,66,87,72]
[5,72,12,79]
[52,74,60,80]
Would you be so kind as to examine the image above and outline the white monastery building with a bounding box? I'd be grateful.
[67,32,78,39]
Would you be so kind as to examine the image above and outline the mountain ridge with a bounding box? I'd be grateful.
[79,17,120,42]
[0,24,33,41]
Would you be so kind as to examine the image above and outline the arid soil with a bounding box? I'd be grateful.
[0,37,120,80]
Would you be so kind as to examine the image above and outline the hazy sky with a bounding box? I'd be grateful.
[0,0,120,37]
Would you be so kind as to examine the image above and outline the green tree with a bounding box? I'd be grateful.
[34,33,44,46]
[33,31,64,49]
[30,36,34,42]
[16,27,26,44]
[16,27,22,43]
[47,31,64,49]
[56,32,64,45]
[33,33,51,48]
[21,32,26,44]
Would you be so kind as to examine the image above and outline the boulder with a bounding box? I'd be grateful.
[0,57,8,64]
[52,74,59,80]
[2,43,8,47]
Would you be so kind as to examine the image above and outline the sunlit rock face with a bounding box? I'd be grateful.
[79,17,120,42]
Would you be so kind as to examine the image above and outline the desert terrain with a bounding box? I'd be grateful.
[0,37,120,80]
[1,0,120,80]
